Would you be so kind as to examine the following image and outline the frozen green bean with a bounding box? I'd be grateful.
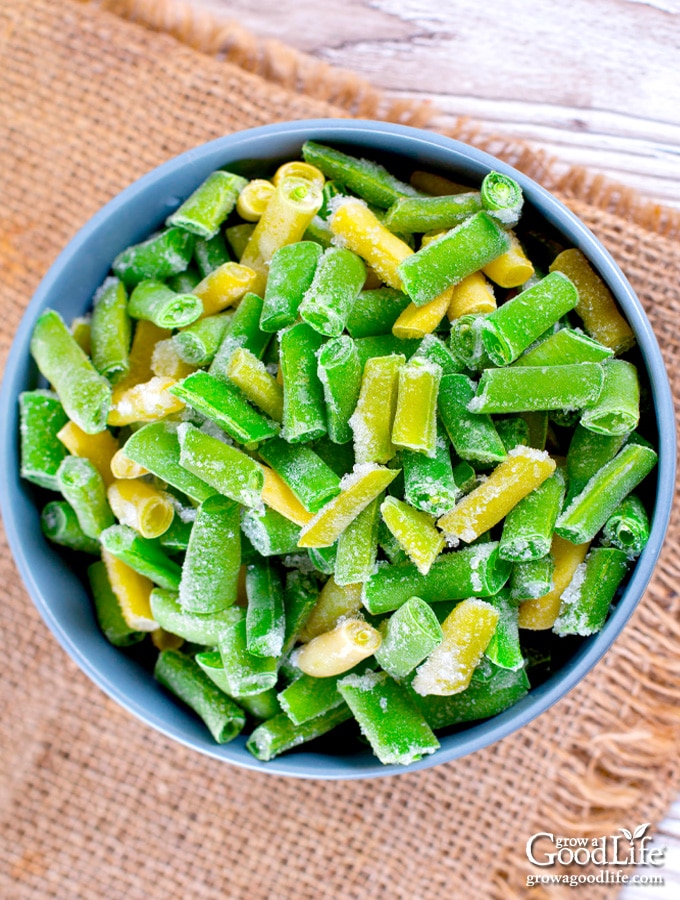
[41,500,101,555]
[101,524,182,591]
[468,363,605,414]
[178,422,264,507]
[57,456,114,539]
[169,371,279,445]
[556,443,657,544]
[19,390,69,490]
[123,421,216,503]
[155,649,246,743]
[480,272,578,366]
[128,280,203,330]
[334,496,381,586]
[302,141,421,208]
[179,495,241,613]
[246,560,286,658]
[172,313,232,366]
[383,192,482,234]
[113,227,195,288]
[90,277,131,383]
[30,309,112,434]
[438,374,507,465]
[580,359,640,436]
[362,542,511,615]
[602,494,650,558]
[299,247,366,337]
[316,336,363,444]
[167,170,247,239]
[553,547,629,636]
[398,212,511,307]
[246,705,353,761]
[279,322,327,443]
[346,288,411,339]
[337,670,439,766]
[260,241,322,332]
[374,596,443,679]
[241,506,302,557]
[258,437,340,513]
[499,468,566,561]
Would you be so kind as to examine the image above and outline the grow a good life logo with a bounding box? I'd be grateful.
[525,823,667,889]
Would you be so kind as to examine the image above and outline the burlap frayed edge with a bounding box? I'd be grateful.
[83,0,680,241]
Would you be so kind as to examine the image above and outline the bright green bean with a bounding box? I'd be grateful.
[41,500,101,555]
[260,241,322,332]
[178,422,264,507]
[166,170,248,239]
[154,649,246,743]
[398,211,511,307]
[30,310,112,434]
[179,495,241,613]
[101,524,182,590]
[19,390,69,490]
[128,280,203,330]
[316,336,363,445]
[90,277,131,383]
[57,456,114,539]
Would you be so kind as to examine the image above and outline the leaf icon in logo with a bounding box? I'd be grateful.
[633,823,650,840]
[619,828,633,841]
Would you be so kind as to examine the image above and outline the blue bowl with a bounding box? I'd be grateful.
[0,120,674,779]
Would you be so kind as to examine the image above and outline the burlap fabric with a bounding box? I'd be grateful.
[1,2,679,897]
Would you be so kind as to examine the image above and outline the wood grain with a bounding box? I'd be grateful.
[194,0,680,208]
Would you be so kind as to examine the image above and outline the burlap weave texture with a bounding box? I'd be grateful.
[1,2,679,898]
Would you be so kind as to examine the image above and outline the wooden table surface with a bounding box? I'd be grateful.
[197,0,680,210]
[188,1,680,893]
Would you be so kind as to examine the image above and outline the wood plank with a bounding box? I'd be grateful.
[193,0,680,207]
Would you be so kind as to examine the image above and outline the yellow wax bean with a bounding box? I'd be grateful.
[392,358,441,457]
[151,628,184,651]
[57,421,119,487]
[107,480,175,539]
[380,496,445,576]
[437,447,556,544]
[240,176,323,294]
[518,535,590,630]
[70,316,92,355]
[236,179,275,222]
[102,549,156,632]
[420,230,447,247]
[412,598,499,696]
[192,262,258,318]
[298,577,363,642]
[447,271,497,320]
[108,376,184,426]
[392,286,453,340]
[549,248,635,354]
[151,339,197,380]
[298,464,399,548]
[110,448,149,480]
[482,232,534,288]
[113,320,170,398]
[296,618,382,678]
[227,347,284,421]
[350,354,405,464]
[261,466,314,527]
[410,170,472,196]
[330,197,414,290]
[272,161,325,190]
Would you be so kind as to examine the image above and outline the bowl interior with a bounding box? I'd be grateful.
[0,120,674,779]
